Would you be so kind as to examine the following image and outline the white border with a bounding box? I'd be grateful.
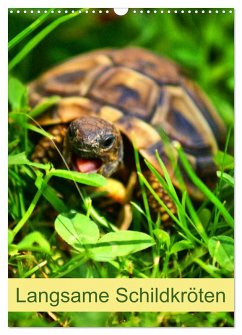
[2,0,241,334]
[2,0,240,9]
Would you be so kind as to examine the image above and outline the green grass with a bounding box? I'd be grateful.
[8,8,234,327]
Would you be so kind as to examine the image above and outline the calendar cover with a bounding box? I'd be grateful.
[8,7,234,327]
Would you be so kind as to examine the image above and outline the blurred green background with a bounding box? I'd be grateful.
[9,8,234,126]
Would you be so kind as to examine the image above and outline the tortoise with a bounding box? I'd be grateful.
[29,47,226,220]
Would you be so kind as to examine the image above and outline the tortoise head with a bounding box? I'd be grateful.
[63,116,123,177]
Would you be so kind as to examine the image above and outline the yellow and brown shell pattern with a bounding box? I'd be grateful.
[29,47,226,217]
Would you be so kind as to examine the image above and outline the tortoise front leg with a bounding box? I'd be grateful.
[93,172,137,230]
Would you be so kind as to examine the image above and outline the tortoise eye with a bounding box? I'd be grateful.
[101,135,115,149]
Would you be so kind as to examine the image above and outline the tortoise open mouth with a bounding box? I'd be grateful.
[72,155,103,173]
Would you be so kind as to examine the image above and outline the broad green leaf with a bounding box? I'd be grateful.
[8,77,28,110]
[55,212,99,251]
[16,232,51,254]
[90,231,155,261]
[170,240,194,254]
[153,229,170,248]
[208,236,234,272]
[49,169,107,187]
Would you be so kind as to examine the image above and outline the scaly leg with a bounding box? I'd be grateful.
[138,170,177,224]
[31,125,67,164]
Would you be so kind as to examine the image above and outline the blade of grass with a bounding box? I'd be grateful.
[53,255,88,278]
[35,172,68,213]
[144,158,199,238]
[8,10,51,50]
[136,170,178,225]
[26,123,55,138]
[138,172,202,246]
[144,159,187,225]
[214,125,233,200]
[185,196,209,243]
[216,171,234,187]
[9,10,80,71]
[193,258,220,278]
[134,147,154,236]
[48,169,106,187]
[88,205,118,232]
[12,173,51,238]
[174,141,234,228]
[152,152,208,242]
[8,151,52,171]
[130,201,151,222]
[8,169,27,220]
[213,127,234,233]
[23,260,48,278]
[168,247,207,276]
[29,96,61,118]
[9,111,55,139]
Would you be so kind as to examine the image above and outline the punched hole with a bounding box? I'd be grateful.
[114,8,129,16]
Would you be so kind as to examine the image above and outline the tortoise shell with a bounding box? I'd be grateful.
[29,47,226,200]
